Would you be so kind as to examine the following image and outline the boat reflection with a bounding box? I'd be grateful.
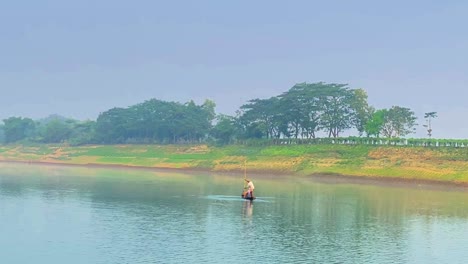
[242,200,253,218]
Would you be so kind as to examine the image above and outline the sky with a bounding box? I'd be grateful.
[1,0,467,138]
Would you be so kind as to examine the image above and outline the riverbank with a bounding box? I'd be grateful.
[0,144,467,187]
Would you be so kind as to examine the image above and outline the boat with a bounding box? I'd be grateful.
[241,190,256,200]
[241,159,256,200]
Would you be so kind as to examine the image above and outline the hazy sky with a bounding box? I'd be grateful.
[1,0,467,138]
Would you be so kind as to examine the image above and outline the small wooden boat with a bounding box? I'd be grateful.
[241,160,256,200]
[241,190,256,200]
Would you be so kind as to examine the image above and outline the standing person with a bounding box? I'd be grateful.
[244,179,255,199]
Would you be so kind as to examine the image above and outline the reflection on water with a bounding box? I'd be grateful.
[0,162,467,264]
[242,200,253,219]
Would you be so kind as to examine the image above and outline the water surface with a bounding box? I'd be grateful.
[0,163,467,263]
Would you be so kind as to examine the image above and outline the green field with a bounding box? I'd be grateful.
[0,144,467,184]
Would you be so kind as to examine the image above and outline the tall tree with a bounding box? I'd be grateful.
[35,115,76,143]
[364,109,385,137]
[41,119,73,143]
[239,97,282,139]
[69,120,97,145]
[0,125,5,144]
[350,89,374,136]
[201,99,216,124]
[278,83,321,139]
[423,112,437,138]
[2,117,36,143]
[380,106,417,137]
[210,114,239,144]
[95,107,133,143]
[95,98,217,144]
[181,100,215,142]
[316,83,355,138]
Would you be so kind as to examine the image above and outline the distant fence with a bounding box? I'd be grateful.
[238,137,468,148]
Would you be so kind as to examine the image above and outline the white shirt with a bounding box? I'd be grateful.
[247,181,255,191]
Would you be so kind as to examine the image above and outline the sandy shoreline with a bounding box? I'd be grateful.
[1,159,466,192]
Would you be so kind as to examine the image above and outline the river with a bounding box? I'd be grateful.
[0,162,467,264]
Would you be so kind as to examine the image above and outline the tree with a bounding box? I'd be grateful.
[34,115,76,143]
[2,117,36,143]
[201,99,216,124]
[278,83,321,139]
[364,109,385,137]
[131,99,180,142]
[350,89,374,136]
[316,83,355,138]
[95,107,132,143]
[239,97,282,139]
[42,119,73,143]
[0,125,4,144]
[95,98,217,144]
[187,99,216,142]
[380,106,417,138]
[210,115,239,144]
[69,120,97,145]
[423,112,437,138]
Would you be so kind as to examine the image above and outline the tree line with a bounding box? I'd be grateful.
[213,83,419,144]
[0,82,428,145]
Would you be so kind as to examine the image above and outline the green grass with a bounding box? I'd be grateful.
[0,143,467,184]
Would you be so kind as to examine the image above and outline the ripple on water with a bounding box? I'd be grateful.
[203,195,273,203]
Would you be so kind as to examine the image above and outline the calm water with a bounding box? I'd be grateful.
[0,163,467,264]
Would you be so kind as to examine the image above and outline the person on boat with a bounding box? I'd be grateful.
[244,179,255,198]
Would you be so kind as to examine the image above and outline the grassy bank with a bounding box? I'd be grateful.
[0,144,467,184]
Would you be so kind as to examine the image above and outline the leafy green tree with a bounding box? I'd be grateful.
[95,107,132,143]
[130,99,178,142]
[69,120,97,145]
[210,114,239,144]
[2,117,36,143]
[95,98,217,144]
[180,99,216,142]
[42,119,73,143]
[423,112,437,138]
[0,125,5,144]
[278,83,321,138]
[201,99,216,123]
[243,82,372,139]
[350,89,374,136]
[239,97,282,139]
[33,115,69,143]
[380,106,417,137]
[364,109,385,137]
[316,83,355,138]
